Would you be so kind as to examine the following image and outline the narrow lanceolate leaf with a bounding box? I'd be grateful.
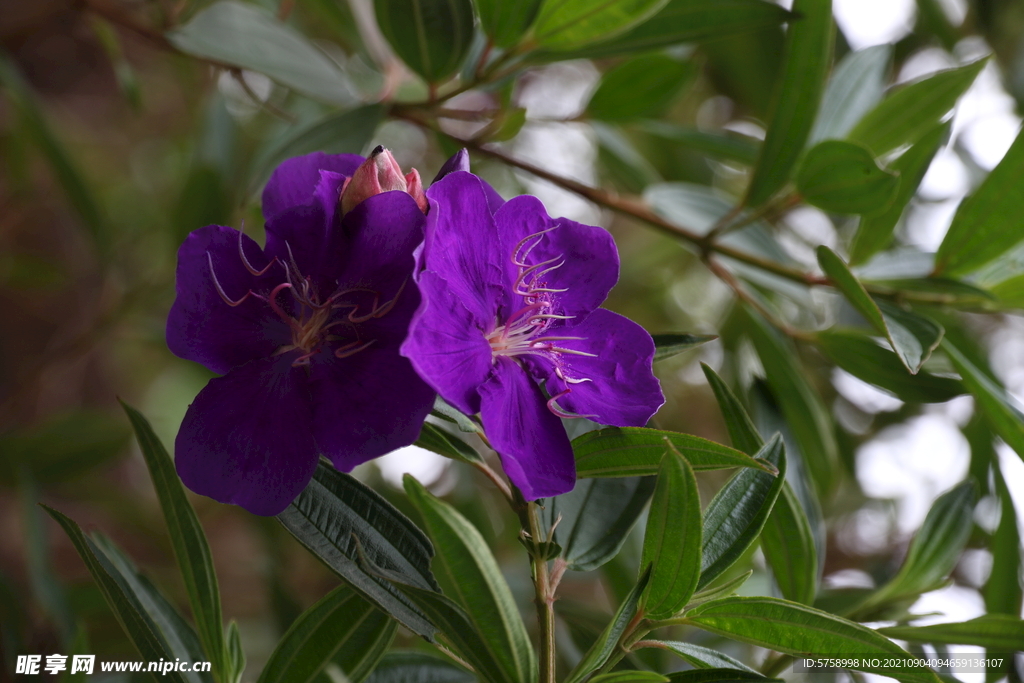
[415,422,483,464]
[698,435,785,590]
[531,0,670,51]
[542,476,656,572]
[587,55,694,121]
[573,427,773,478]
[42,507,194,683]
[745,312,837,492]
[225,621,244,683]
[686,571,753,608]
[667,670,778,683]
[167,1,354,105]
[654,334,719,363]
[257,586,395,683]
[816,247,943,373]
[364,651,474,683]
[684,597,941,683]
[358,559,518,683]
[638,640,759,673]
[745,0,834,206]
[809,45,891,143]
[796,141,900,215]
[375,0,475,83]
[641,450,702,619]
[815,331,963,403]
[563,568,652,683]
[476,0,543,47]
[760,483,817,604]
[701,364,762,456]
[121,402,225,680]
[248,105,385,197]
[860,481,976,610]
[986,471,1022,617]
[404,476,536,683]
[943,339,1024,459]
[541,0,793,60]
[935,127,1024,275]
[851,122,950,264]
[277,462,440,639]
[591,672,669,683]
[848,59,986,157]
[878,615,1024,651]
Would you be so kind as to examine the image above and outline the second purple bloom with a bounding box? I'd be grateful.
[402,170,664,500]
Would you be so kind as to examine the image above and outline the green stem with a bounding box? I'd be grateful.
[525,500,558,683]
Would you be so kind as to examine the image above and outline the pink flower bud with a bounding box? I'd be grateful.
[340,146,428,215]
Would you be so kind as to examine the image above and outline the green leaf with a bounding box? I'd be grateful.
[364,651,474,683]
[476,0,543,47]
[943,339,1024,459]
[699,434,785,590]
[878,615,1024,651]
[588,54,694,121]
[850,121,950,264]
[809,45,891,143]
[0,55,105,248]
[935,127,1024,275]
[638,121,760,165]
[248,105,384,198]
[637,641,759,673]
[414,422,483,464]
[640,450,702,619]
[42,506,198,683]
[591,673,669,683]
[796,141,899,215]
[531,0,669,51]
[653,334,719,362]
[860,481,976,610]
[684,596,941,683]
[745,311,837,492]
[277,462,440,639]
[404,476,536,683]
[760,483,817,604]
[225,621,245,683]
[167,1,355,105]
[667,670,778,683]
[542,477,656,571]
[573,427,774,478]
[986,470,1022,617]
[686,571,753,608]
[375,0,475,83]
[563,567,652,683]
[430,396,482,434]
[540,0,793,60]
[594,121,663,192]
[357,558,518,683]
[816,247,943,373]
[848,59,986,157]
[257,585,395,683]
[744,0,834,205]
[121,402,226,681]
[701,364,762,456]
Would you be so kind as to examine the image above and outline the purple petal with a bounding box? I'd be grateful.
[432,149,470,182]
[262,152,363,220]
[175,355,318,516]
[542,309,663,426]
[263,193,348,295]
[422,172,508,322]
[494,195,619,321]
[401,270,494,415]
[340,191,426,288]
[167,225,290,375]
[479,357,575,500]
[308,348,435,471]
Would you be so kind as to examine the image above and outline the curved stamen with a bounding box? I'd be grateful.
[238,231,276,276]
[511,226,558,268]
[546,390,597,419]
[208,252,254,307]
[268,283,302,334]
[335,339,375,358]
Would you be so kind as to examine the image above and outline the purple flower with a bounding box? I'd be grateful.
[401,171,664,500]
[167,150,435,515]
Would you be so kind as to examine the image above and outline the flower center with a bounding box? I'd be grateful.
[208,234,406,367]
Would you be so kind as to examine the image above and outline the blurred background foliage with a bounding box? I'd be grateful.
[2,0,1024,679]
